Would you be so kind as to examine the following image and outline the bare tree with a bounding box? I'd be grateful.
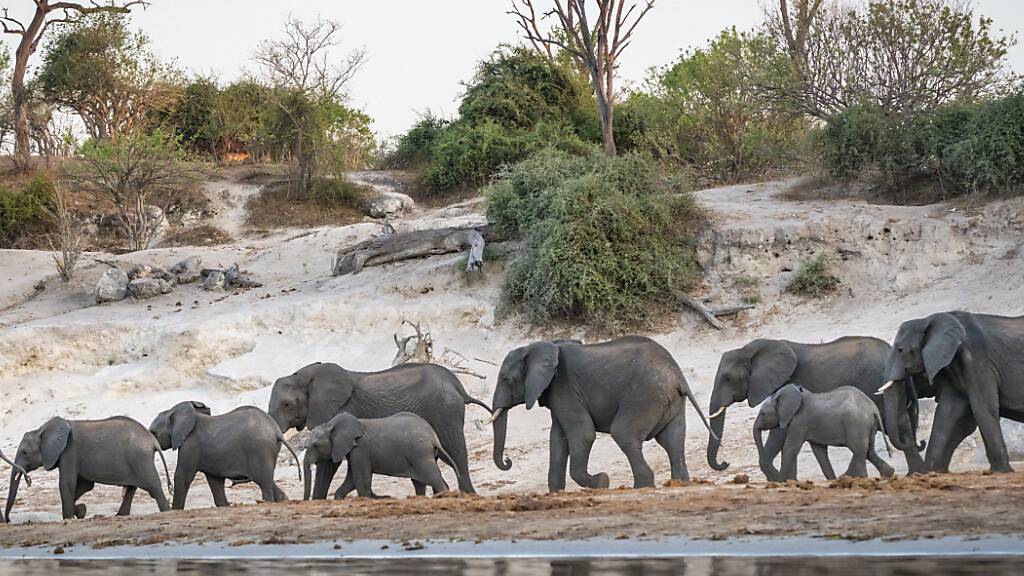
[508,0,655,156]
[42,180,84,283]
[0,1,148,172]
[252,16,366,193]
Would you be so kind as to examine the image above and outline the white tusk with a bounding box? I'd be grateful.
[487,407,506,424]
[875,380,895,395]
[709,406,726,419]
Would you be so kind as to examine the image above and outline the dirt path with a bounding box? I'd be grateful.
[202,180,263,237]
[2,472,1022,549]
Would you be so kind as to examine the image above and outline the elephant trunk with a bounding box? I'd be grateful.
[883,380,914,450]
[706,389,729,471]
[491,409,512,471]
[302,451,314,501]
[5,468,21,523]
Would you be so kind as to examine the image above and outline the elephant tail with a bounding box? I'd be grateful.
[436,444,461,483]
[154,445,174,497]
[281,436,303,483]
[684,387,720,442]
[464,396,492,415]
[874,411,893,457]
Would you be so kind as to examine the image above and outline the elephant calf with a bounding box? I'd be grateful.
[149,401,301,509]
[303,412,459,500]
[6,416,172,521]
[754,385,894,481]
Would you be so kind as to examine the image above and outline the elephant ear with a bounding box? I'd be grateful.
[40,417,71,471]
[922,313,966,384]
[170,402,199,449]
[776,384,804,428]
[307,363,355,429]
[747,340,798,406]
[524,342,560,409]
[330,414,365,463]
[190,401,212,416]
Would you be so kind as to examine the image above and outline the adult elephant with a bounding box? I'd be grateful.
[489,336,715,492]
[706,337,926,478]
[268,362,490,496]
[879,312,1024,473]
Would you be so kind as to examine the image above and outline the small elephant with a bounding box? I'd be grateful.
[149,401,302,509]
[5,416,172,521]
[302,412,459,500]
[755,384,894,481]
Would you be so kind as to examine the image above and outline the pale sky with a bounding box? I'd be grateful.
[4,1,1023,137]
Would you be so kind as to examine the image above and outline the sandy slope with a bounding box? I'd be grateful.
[0,175,1022,526]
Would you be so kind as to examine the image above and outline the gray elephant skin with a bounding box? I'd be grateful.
[881,311,1024,474]
[490,336,715,492]
[149,401,302,509]
[268,361,490,497]
[0,448,30,523]
[6,416,172,521]
[754,384,894,480]
[706,336,925,477]
[303,412,459,499]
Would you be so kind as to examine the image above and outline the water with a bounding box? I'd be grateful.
[0,557,1021,575]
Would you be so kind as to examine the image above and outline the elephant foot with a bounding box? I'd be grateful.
[594,473,610,489]
[74,504,87,519]
[989,463,1015,474]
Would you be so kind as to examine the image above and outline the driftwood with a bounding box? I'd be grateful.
[391,320,488,380]
[332,225,491,276]
[681,294,755,330]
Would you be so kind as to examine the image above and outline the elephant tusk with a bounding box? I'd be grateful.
[875,380,895,395]
[708,407,726,419]
[487,408,505,424]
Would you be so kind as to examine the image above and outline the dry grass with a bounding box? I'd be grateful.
[245,179,369,230]
[161,224,233,247]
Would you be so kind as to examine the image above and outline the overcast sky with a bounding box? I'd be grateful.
[4,1,1023,137]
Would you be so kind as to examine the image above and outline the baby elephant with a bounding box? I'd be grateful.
[149,401,301,509]
[6,416,172,521]
[303,412,459,500]
[754,384,894,481]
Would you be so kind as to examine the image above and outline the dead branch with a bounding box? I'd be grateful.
[681,296,756,330]
[332,225,492,276]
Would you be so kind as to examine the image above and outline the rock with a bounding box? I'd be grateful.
[96,268,129,303]
[170,256,203,284]
[366,192,415,219]
[231,272,263,289]
[202,270,226,291]
[128,278,174,300]
[128,264,176,285]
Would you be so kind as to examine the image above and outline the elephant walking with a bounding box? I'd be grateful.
[706,337,925,477]
[268,361,489,497]
[881,312,1024,474]
[490,336,716,492]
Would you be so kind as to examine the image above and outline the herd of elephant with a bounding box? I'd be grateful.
[1,310,1021,524]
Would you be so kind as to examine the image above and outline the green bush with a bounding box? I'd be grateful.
[309,177,363,208]
[786,255,840,297]
[386,114,452,169]
[487,149,702,331]
[822,94,1024,197]
[0,175,55,245]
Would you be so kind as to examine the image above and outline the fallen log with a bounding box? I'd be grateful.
[332,225,492,276]
[681,295,755,330]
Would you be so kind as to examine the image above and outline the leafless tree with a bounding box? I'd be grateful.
[42,180,85,283]
[508,0,655,156]
[0,1,148,172]
[252,16,366,193]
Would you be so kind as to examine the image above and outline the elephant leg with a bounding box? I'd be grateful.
[251,466,279,504]
[654,412,689,482]
[966,368,1014,473]
[333,472,356,500]
[416,461,449,495]
[548,419,569,492]
[436,427,475,494]
[760,428,787,481]
[207,476,230,507]
[867,444,895,478]
[895,407,927,474]
[314,460,341,500]
[58,466,79,520]
[172,467,198,510]
[73,478,94,519]
[564,416,608,490]
[780,432,805,481]
[843,438,870,478]
[350,456,375,498]
[116,486,136,516]
[273,485,288,502]
[809,443,836,480]
[140,474,171,513]
[412,480,427,496]
[611,433,653,489]
[926,394,975,473]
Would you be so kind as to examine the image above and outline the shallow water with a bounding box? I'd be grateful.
[0,557,1022,575]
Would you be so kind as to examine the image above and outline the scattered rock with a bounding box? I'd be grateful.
[128,278,174,300]
[128,264,176,284]
[366,192,415,219]
[96,268,130,303]
[202,270,226,291]
[732,473,750,484]
[170,256,203,284]
[201,263,262,291]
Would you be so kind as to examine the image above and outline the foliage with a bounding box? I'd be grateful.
[76,129,184,251]
[309,177,363,208]
[0,175,54,246]
[42,182,85,283]
[166,77,223,156]
[385,113,452,169]
[36,13,179,140]
[762,0,1017,120]
[627,28,807,183]
[487,149,703,331]
[786,255,840,297]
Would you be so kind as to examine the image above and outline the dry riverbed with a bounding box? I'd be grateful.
[1,472,1022,550]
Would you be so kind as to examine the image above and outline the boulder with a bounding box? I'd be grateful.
[366,192,415,219]
[96,268,129,303]
[202,270,226,291]
[170,256,203,284]
[128,277,174,300]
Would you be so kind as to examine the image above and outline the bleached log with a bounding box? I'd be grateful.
[332,225,492,276]
[681,296,756,330]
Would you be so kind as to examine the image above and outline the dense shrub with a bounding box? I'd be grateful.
[385,114,452,169]
[0,175,55,246]
[822,94,1024,196]
[787,255,840,297]
[487,150,702,331]
[309,177,363,208]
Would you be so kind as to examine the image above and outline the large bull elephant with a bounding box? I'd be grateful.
[879,312,1024,473]
[706,337,926,479]
[489,336,716,492]
[268,362,490,496]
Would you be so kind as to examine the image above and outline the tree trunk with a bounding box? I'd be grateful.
[332,225,493,276]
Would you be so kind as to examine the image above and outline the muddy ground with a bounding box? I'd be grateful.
[1,471,1022,550]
